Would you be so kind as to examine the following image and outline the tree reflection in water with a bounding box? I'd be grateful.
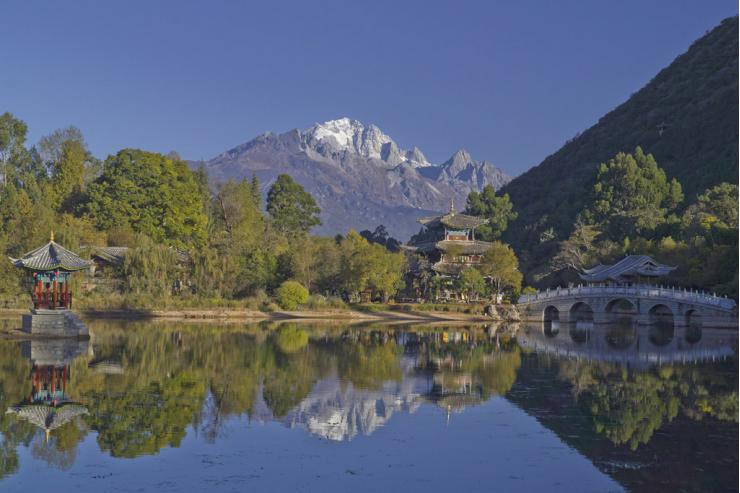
[0,319,735,484]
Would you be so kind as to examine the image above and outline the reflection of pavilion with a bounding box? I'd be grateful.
[5,339,91,441]
[518,321,737,369]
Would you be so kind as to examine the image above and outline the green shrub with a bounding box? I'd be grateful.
[275,281,309,310]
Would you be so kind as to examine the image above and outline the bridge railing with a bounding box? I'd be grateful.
[518,284,737,310]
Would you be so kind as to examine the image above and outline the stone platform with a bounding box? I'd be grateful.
[21,309,89,338]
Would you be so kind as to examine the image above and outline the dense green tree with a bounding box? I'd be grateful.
[338,230,405,301]
[456,268,487,301]
[0,112,28,186]
[465,186,517,240]
[478,242,523,298]
[50,140,87,210]
[681,182,738,235]
[266,174,321,236]
[591,147,683,239]
[213,179,263,241]
[80,149,208,247]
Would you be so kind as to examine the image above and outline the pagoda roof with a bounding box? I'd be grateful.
[401,241,438,254]
[10,240,92,272]
[431,262,467,276]
[579,255,676,283]
[419,213,488,230]
[435,240,492,255]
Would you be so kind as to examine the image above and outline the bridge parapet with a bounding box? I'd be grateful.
[519,284,737,311]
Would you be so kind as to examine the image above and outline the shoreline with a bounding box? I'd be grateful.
[0,307,501,324]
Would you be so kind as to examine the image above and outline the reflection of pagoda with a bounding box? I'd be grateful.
[5,339,90,441]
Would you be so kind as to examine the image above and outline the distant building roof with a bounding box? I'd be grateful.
[87,246,129,266]
[579,255,676,283]
[10,240,92,272]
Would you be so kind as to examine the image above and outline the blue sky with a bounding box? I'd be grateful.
[1,1,736,175]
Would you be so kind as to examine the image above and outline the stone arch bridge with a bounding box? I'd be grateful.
[518,284,737,327]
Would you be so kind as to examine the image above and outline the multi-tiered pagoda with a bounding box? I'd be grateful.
[407,201,492,277]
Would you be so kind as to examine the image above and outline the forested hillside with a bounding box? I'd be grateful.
[502,17,738,258]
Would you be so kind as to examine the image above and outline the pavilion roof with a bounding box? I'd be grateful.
[579,255,676,283]
[10,240,92,272]
[431,262,466,276]
[6,403,88,433]
[400,241,438,254]
[419,213,488,230]
[435,240,492,255]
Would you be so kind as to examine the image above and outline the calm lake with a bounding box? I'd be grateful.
[0,319,736,492]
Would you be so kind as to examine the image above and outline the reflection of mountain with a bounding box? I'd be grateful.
[253,356,430,441]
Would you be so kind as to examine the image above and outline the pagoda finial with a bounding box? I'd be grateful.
[450,197,456,215]
[50,231,55,242]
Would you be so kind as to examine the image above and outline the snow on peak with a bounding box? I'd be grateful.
[304,118,430,167]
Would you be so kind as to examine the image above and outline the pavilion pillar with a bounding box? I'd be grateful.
[52,280,57,309]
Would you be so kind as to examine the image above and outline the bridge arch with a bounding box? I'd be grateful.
[648,304,674,324]
[685,308,702,327]
[543,306,559,322]
[605,298,637,316]
[569,302,594,322]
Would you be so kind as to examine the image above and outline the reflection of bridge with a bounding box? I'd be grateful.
[517,323,737,369]
[518,285,737,327]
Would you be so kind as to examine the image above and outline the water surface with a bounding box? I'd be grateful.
[0,319,736,492]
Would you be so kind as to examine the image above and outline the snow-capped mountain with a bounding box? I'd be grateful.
[304,117,431,168]
[198,118,511,239]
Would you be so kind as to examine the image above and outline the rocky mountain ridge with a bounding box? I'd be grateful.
[198,117,511,238]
